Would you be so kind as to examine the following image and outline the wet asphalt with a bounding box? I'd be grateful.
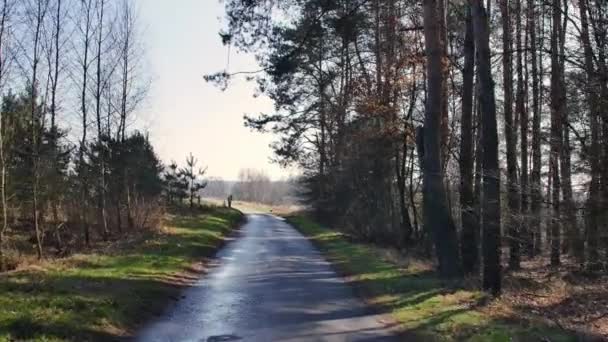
[136,214,400,342]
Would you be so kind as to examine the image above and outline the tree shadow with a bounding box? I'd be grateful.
[289,216,592,341]
[0,209,244,341]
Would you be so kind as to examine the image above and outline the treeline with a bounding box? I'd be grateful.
[217,0,608,294]
[205,169,300,205]
[232,168,299,205]
[0,0,158,271]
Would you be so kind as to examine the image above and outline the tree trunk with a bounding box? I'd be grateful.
[499,0,520,270]
[460,5,478,275]
[422,0,462,279]
[550,0,564,266]
[95,0,109,241]
[79,0,93,247]
[579,0,601,269]
[31,0,47,260]
[516,0,530,260]
[471,0,502,295]
[528,0,542,257]
[0,0,9,271]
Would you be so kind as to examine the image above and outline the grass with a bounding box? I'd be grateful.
[287,215,579,342]
[0,206,243,342]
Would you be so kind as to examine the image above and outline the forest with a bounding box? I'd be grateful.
[213,0,608,297]
[0,0,168,271]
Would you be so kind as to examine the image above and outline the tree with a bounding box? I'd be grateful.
[217,0,608,293]
[76,0,95,246]
[528,0,542,257]
[180,153,208,210]
[470,0,502,294]
[94,0,109,240]
[460,4,477,275]
[0,0,12,271]
[516,0,529,259]
[499,0,520,270]
[549,0,564,266]
[579,0,602,270]
[24,0,50,259]
[422,0,462,279]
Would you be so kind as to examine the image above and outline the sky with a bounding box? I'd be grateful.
[138,0,291,181]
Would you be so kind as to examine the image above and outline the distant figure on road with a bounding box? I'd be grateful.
[227,195,233,208]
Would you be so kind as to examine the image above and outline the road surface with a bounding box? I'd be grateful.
[137,214,399,342]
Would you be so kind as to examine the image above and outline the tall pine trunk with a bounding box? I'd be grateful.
[500,0,520,270]
[549,0,564,266]
[422,0,462,279]
[471,0,502,295]
[528,0,542,257]
[579,0,601,269]
[460,5,478,275]
[516,0,529,260]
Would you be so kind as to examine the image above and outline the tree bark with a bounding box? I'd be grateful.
[422,0,462,279]
[471,0,502,295]
[528,0,542,257]
[499,0,520,270]
[30,0,48,260]
[0,0,9,271]
[460,4,478,275]
[95,0,109,241]
[550,0,564,266]
[516,0,529,260]
[79,0,94,247]
[579,0,601,269]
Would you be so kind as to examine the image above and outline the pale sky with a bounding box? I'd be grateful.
[139,0,291,181]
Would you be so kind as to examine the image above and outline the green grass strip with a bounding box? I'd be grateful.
[287,215,576,342]
[0,207,243,342]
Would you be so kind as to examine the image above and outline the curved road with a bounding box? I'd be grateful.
[137,214,399,342]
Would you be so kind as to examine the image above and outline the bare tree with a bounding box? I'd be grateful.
[24,0,50,259]
[116,0,147,140]
[0,0,12,270]
[76,0,95,246]
[94,0,109,239]
[113,0,147,229]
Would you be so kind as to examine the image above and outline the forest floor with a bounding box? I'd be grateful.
[0,206,244,341]
[287,215,607,342]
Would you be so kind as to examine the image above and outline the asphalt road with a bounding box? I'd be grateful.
[137,214,399,342]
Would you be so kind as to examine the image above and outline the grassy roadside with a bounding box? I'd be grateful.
[0,206,244,342]
[287,215,578,342]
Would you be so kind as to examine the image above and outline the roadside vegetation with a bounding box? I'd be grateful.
[288,216,595,341]
[0,206,243,341]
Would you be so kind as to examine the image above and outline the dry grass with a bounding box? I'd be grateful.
[496,255,608,338]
